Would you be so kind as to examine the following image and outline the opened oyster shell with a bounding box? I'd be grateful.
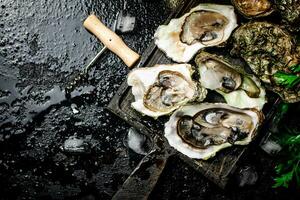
[231,0,274,18]
[195,52,266,110]
[154,4,238,63]
[231,21,300,102]
[127,64,207,118]
[164,103,264,160]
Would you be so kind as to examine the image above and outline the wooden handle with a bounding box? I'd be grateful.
[83,14,140,68]
[112,151,169,200]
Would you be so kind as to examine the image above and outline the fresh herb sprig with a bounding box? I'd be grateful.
[273,129,300,188]
[273,64,300,89]
[290,64,300,73]
[272,103,300,188]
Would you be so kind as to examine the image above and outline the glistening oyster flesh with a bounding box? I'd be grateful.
[195,52,266,110]
[164,103,264,160]
[154,4,238,63]
[127,64,207,118]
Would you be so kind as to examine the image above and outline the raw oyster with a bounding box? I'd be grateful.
[164,103,263,160]
[231,0,274,18]
[231,21,300,102]
[154,4,238,63]
[195,52,266,110]
[127,64,207,118]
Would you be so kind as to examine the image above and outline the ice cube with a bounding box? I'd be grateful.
[61,136,90,154]
[260,140,282,155]
[71,103,79,114]
[116,11,136,33]
[236,166,258,187]
[260,132,282,155]
[125,128,151,155]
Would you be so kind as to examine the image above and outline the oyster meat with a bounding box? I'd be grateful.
[154,4,238,63]
[195,52,266,110]
[231,0,274,18]
[231,21,300,102]
[164,103,263,160]
[127,64,207,118]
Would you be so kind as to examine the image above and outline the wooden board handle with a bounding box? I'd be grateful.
[83,14,140,68]
[112,150,169,200]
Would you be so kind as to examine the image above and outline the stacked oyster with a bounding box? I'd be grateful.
[231,21,300,102]
[127,2,299,160]
[231,0,274,18]
[275,0,300,32]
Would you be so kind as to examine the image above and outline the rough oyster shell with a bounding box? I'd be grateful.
[231,0,274,19]
[164,103,264,160]
[231,21,300,103]
[127,64,207,118]
[275,0,300,32]
[195,52,266,110]
[154,4,238,63]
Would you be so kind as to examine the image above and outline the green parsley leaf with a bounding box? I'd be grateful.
[273,170,294,188]
[273,127,300,188]
[273,71,300,89]
[289,64,300,73]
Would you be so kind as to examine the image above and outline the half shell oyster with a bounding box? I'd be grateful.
[128,64,207,118]
[154,4,238,63]
[195,52,266,110]
[164,103,264,160]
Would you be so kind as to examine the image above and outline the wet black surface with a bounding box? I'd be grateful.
[0,0,169,199]
[149,143,300,200]
[0,0,300,200]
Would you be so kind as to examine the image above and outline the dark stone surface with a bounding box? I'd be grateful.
[0,0,169,199]
[0,0,299,200]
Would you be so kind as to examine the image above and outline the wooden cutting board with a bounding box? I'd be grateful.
[107,0,280,198]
